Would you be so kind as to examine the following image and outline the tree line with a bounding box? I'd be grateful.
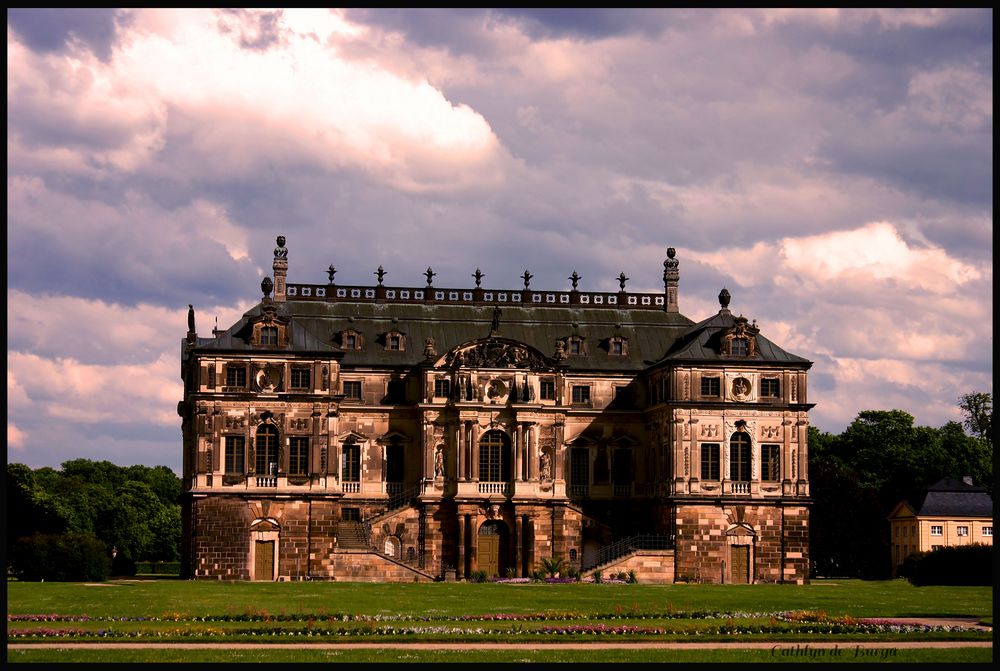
[808,392,993,579]
[6,459,182,580]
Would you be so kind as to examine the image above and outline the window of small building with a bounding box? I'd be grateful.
[289,436,309,476]
[226,364,247,388]
[700,443,720,480]
[760,377,780,398]
[434,378,451,399]
[260,326,278,345]
[983,526,993,537]
[700,376,720,397]
[957,526,969,537]
[571,385,591,405]
[290,367,311,389]
[224,436,245,474]
[540,378,556,400]
[761,443,780,481]
[343,380,362,401]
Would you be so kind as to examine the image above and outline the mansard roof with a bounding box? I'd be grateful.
[189,301,340,355]
[657,306,811,366]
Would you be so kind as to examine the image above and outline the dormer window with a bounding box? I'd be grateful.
[609,336,629,357]
[721,316,759,357]
[260,326,278,345]
[567,336,586,356]
[340,330,363,351]
[384,331,406,352]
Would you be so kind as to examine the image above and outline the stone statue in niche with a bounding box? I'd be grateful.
[434,446,445,478]
[540,451,551,480]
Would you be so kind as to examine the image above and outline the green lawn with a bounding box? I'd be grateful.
[6,578,992,664]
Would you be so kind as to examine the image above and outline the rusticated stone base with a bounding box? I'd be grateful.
[673,502,809,584]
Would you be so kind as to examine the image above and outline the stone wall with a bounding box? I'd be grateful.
[588,550,675,584]
[674,502,809,584]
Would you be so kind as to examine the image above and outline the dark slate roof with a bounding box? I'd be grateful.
[657,307,811,365]
[911,478,993,518]
[190,302,340,355]
[282,299,694,372]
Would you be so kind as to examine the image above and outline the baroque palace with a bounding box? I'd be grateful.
[179,236,814,583]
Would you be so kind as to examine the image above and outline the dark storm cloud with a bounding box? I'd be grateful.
[216,8,286,51]
[7,8,126,61]
[492,8,670,40]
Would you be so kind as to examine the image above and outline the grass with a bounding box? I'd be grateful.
[5,578,992,663]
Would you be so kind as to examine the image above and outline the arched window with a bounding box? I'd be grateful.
[479,430,511,483]
[730,432,751,482]
[255,424,279,476]
[384,536,400,557]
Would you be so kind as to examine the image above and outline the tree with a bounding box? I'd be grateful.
[958,392,992,443]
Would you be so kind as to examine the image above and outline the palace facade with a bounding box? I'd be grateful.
[179,236,814,583]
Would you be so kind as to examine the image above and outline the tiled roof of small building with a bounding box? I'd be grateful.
[911,478,993,518]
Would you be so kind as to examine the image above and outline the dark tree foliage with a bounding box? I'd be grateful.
[5,460,182,579]
[10,532,112,582]
[808,396,995,579]
[958,392,992,443]
[899,544,993,586]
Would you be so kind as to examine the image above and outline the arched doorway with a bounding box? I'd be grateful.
[478,520,508,577]
[249,518,280,581]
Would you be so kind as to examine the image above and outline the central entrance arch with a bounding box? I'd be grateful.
[478,520,509,577]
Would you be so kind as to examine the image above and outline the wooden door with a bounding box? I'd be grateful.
[730,545,750,584]
[479,534,500,577]
[255,540,274,581]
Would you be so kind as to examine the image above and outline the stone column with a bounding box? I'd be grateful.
[458,421,467,481]
[527,423,537,480]
[456,512,466,580]
[515,422,525,481]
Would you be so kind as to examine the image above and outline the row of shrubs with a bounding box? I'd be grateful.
[466,561,638,584]
[898,543,992,586]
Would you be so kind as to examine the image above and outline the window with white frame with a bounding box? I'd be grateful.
[982,526,992,537]
[957,526,969,537]
[930,525,943,536]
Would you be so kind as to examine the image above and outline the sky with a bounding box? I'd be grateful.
[7,8,993,475]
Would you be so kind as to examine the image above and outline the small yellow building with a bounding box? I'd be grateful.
[887,476,993,576]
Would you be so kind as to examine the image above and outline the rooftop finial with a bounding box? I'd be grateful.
[327,265,337,284]
[522,269,533,289]
[618,272,630,291]
[719,287,731,310]
[425,267,436,287]
[274,236,287,259]
[187,304,195,333]
[473,268,484,287]
[262,276,274,297]
[569,271,581,290]
[375,265,386,285]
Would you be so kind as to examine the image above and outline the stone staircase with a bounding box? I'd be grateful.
[335,521,372,550]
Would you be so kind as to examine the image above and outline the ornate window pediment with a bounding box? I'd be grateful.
[721,316,759,357]
[251,300,290,348]
[438,337,550,370]
[381,330,406,352]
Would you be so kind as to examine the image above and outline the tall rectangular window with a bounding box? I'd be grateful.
[343,380,362,400]
[730,434,751,482]
[761,444,780,481]
[570,448,589,493]
[342,444,361,482]
[225,436,245,474]
[700,376,720,397]
[289,437,309,476]
[226,365,247,388]
[571,385,591,405]
[700,443,720,480]
[540,378,556,400]
[290,367,311,389]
